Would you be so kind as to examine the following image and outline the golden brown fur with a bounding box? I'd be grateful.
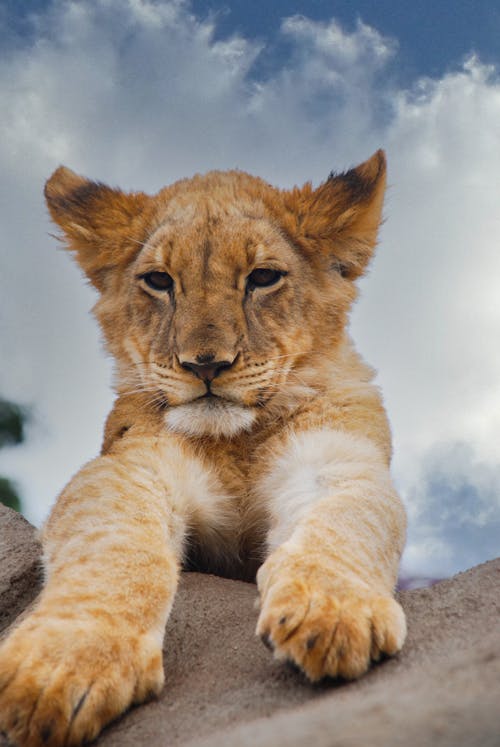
[0,151,406,747]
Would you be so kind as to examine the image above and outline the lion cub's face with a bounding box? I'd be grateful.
[128,192,315,437]
[45,154,386,438]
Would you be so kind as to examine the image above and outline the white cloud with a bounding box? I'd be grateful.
[353,54,500,466]
[0,0,499,576]
[281,15,396,68]
[402,441,500,576]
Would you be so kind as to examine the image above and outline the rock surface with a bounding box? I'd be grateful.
[1,503,499,746]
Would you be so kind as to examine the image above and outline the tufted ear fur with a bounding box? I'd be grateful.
[282,150,387,280]
[44,167,151,291]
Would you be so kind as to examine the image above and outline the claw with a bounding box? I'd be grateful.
[306,634,319,651]
[71,689,89,721]
[40,721,53,744]
[260,632,274,651]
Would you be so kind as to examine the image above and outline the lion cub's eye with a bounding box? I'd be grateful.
[246,268,285,291]
[142,272,174,292]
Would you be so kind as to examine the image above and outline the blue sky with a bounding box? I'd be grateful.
[6,0,500,79]
[193,0,500,79]
[0,0,499,578]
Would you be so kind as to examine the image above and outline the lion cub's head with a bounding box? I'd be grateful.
[45,152,386,438]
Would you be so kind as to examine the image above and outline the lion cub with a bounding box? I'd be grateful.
[0,151,406,747]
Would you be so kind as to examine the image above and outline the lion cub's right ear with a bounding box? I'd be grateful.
[45,167,151,291]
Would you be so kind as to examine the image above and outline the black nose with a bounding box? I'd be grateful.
[181,355,233,383]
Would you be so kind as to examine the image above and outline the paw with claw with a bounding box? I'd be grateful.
[0,613,163,747]
[256,550,406,682]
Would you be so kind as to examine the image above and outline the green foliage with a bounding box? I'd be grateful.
[0,398,28,512]
[0,477,21,512]
[0,399,26,447]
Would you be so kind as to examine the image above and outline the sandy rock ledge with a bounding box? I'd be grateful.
[1,503,499,747]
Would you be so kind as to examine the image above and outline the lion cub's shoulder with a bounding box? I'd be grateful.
[101,393,166,455]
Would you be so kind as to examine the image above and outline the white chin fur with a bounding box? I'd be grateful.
[164,398,256,438]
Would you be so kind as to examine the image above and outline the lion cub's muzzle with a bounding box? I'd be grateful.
[178,352,238,384]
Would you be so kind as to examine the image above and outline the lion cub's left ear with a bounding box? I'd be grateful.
[45,167,150,290]
[290,150,387,280]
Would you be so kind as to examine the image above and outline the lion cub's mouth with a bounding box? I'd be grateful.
[198,390,217,400]
[195,389,239,406]
[196,392,225,408]
[164,393,256,438]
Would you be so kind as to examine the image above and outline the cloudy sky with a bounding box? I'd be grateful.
[1,0,499,578]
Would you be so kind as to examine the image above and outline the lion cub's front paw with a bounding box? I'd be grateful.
[0,615,164,747]
[256,554,406,682]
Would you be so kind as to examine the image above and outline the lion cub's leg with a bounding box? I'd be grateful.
[0,437,204,747]
[256,429,407,682]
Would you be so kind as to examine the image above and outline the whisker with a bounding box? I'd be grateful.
[126,360,187,383]
[119,385,161,397]
[124,222,160,248]
[124,235,149,248]
[118,384,169,409]
[262,352,309,362]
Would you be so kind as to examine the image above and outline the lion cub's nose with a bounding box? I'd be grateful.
[180,354,234,383]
